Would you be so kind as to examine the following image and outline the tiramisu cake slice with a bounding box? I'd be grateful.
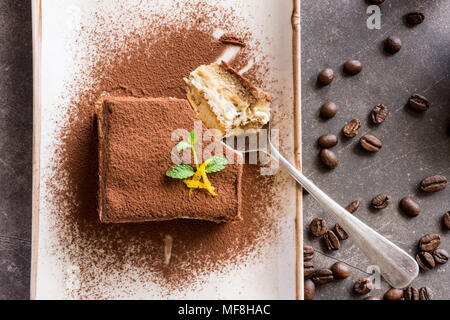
[96,97,243,223]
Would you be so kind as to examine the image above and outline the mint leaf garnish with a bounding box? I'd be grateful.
[205,155,228,173]
[176,141,191,151]
[188,130,197,146]
[166,165,195,179]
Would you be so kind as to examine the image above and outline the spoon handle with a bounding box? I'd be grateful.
[270,144,419,288]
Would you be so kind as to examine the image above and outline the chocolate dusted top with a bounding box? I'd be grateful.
[97,96,243,223]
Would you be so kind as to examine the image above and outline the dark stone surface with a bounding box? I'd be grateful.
[0,0,448,300]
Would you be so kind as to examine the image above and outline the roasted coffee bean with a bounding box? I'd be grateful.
[320,102,338,119]
[420,175,447,192]
[318,134,338,148]
[304,279,315,300]
[363,296,381,300]
[432,248,449,264]
[331,262,350,279]
[304,245,315,261]
[371,104,389,124]
[405,12,425,25]
[343,60,362,75]
[369,0,384,4]
[404,286,419,300]
[408,94,429,111]
[346,200,360,213]
[419,286,432,300]
[384,288,404,300]
[304,261,314,277]
[317,68,334,86]
[320,149,339,169]
[371,193,390,209]
[310,218,327,237]
[400,197,420,217]
[444,212,450,230]
[384,36,402,54]
[333,224,349,240]
[419,234,441,251]
[415,251,435,271]
[360,134,382,152]
[353,278,372,295]
[343,119,361,138]
[312,269,334,285]
[323,230,340,251]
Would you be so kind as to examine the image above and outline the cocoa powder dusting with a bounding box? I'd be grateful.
[48,4,278,298]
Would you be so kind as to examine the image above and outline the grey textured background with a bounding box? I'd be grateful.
[0,0,448,299]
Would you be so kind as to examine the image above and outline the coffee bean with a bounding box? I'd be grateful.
[360,134,382,152]
[384,288,404,300]
[408,94,429,111]
[304,245,315,261]
[400,197,420,217]
[317,68,334,86]
[404,286,419,300]
[419,286,432,300]
[333,223,349,240]
[371,104,389,124]
[369,0,384,4]
[312,269,334,285]
[318,134,338,148]
[419,234,441,251]
[320,149,339,169]
[331,262,350,279]
[444,212,450,230]
[432,248,449,264]
[371,193,391,209]
[343,60,363,75]
[420,175,447,192]
[323,230,340,251]
[384,36,402,54]
[320,102,338,119]
[405,12,425,25]
[304,279,315,300]
[415,251,435,271]
[363,296,381,300]
[346,200,360,213]
[343,119,361,138]
[353,278,372,295]
[310,218,327,237]
[304,261,314,277]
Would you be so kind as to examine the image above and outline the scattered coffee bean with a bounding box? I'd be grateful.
[363,296,381,300]
[384,288,404,300]
[408,94,429,111]
[343,119,361,138]
[404,286,419,300]
[320,149,339,169]
[371,193,391,209]
[400,197,420,217]
[432,248,449,265]
[420,175,447,192]
[304,245,315,261]
[304,279,315,300]
[331,262,350,279]
[304,261,314,277]
[333,224,349,240]
[310,218,327,237]
[419,286,432,300]
[312,269,334,285]
[384,36,402,54]
[346,200,360,214]
[360,134,382,152]
[371,104,389,124]
[415,251,435,271]
[353,278,372,295]
[405,12,425,25]
[444,212,450,230]
[323,230,340,251]
[318,134,338,148]
[343,60,363,75]
[320,101,338,119]
[369,0,384,4]
[419,234,441,251]
[317,68,334,86]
